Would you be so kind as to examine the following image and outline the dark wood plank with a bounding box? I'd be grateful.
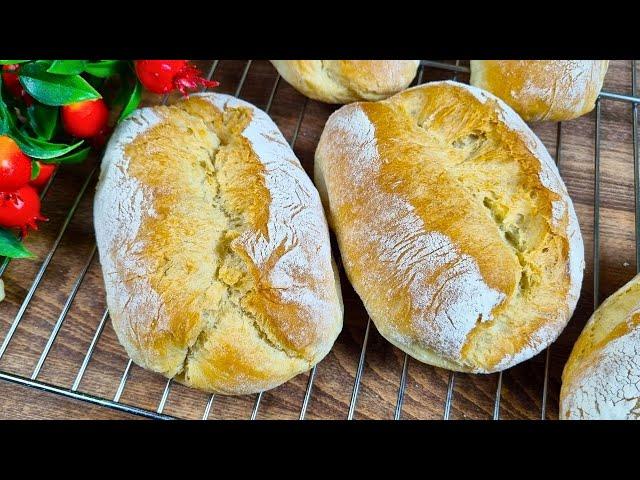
[0,380,140,419]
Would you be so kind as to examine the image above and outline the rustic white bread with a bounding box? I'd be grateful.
[470,60,609,122]
[270,60,420,104]
[94,93,343,395]
[315,81,584,373]
[560,274,640,419]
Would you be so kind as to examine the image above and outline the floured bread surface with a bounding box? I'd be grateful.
[315,81,584,373]
[561,274,640,420]
[94,93,343,395]
[271,60,420,104]
[470,60,609,122]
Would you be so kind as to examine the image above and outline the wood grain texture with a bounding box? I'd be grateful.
[0,380,140,419]
[0,60,637,420]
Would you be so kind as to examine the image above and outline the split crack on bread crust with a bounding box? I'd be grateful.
[315,81,584,373]
[96,93,342,395]
[172,104,311,380]
[412,117,531,295]
[139,100,310,377]
[409,83,581,370]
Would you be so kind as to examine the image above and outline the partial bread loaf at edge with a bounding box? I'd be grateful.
[470,60,609,122]
[94,93,343,395]
[271,60,420,104]
[560,273,640,420]
[315,81,584,373]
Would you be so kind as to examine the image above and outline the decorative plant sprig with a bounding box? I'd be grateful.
[0,59,218,261]
[0,59,142,259]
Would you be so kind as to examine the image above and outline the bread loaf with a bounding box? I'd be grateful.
[315,81,584,373]
[560,274,640,419]
[470,60,609,122]
[94,93,343,395]
[270,60,420,104]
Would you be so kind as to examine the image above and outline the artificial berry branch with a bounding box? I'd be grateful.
[0,59,219,259]
[134,61,219,95]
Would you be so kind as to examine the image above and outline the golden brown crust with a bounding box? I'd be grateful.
[94,93,343,395]
[560,274,640,419]
[270,60,420,104]
[315,81,584,373]
[470,60,609,122]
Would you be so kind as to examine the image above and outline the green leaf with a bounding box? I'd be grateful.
[0,60,29,65]
[0,105,11,134]
[0,80,16,134]
[84,60,122,78]
[0,85,83,160]
[26,103,58,140]
[118,80,142,122]
[43,146,91,164]
[47,60,87,75]
[0,228,34,259]
[12,130,84,160]
[18,61,101,106]
[30,160,40,180]
[2,74,83,161]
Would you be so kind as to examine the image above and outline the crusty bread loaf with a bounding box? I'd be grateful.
[470,60,609,122]
[94,93,343,395]
[560,274,640,419]
[270,60,420,104]
[315,81,584,373]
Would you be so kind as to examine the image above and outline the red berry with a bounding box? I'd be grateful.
[2,64,23,98]
[29,161,57,190]
[135,60,188,94]
[2,64,34,105]
[135,60,219,95]
[0,185,47,237]
[0,135,32,191]
[61,98,109,138]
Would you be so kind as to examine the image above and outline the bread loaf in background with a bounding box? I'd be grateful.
[470,60,609,122]
[94,93,343,395]
[561,274,640,420]
[270,60,420,104]
[315,81,584,373]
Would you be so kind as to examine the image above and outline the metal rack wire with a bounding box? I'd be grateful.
[0,60,638,420]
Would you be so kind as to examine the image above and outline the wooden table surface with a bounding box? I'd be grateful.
[1,60,638,420]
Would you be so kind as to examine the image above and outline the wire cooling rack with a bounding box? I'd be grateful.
[0,60,638,420]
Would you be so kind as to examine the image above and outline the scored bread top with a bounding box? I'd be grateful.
[470,60,609,122]
[270,60,420,104]
[94,93,342,395]
[560,273,640,419]
[315,81,584,373]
